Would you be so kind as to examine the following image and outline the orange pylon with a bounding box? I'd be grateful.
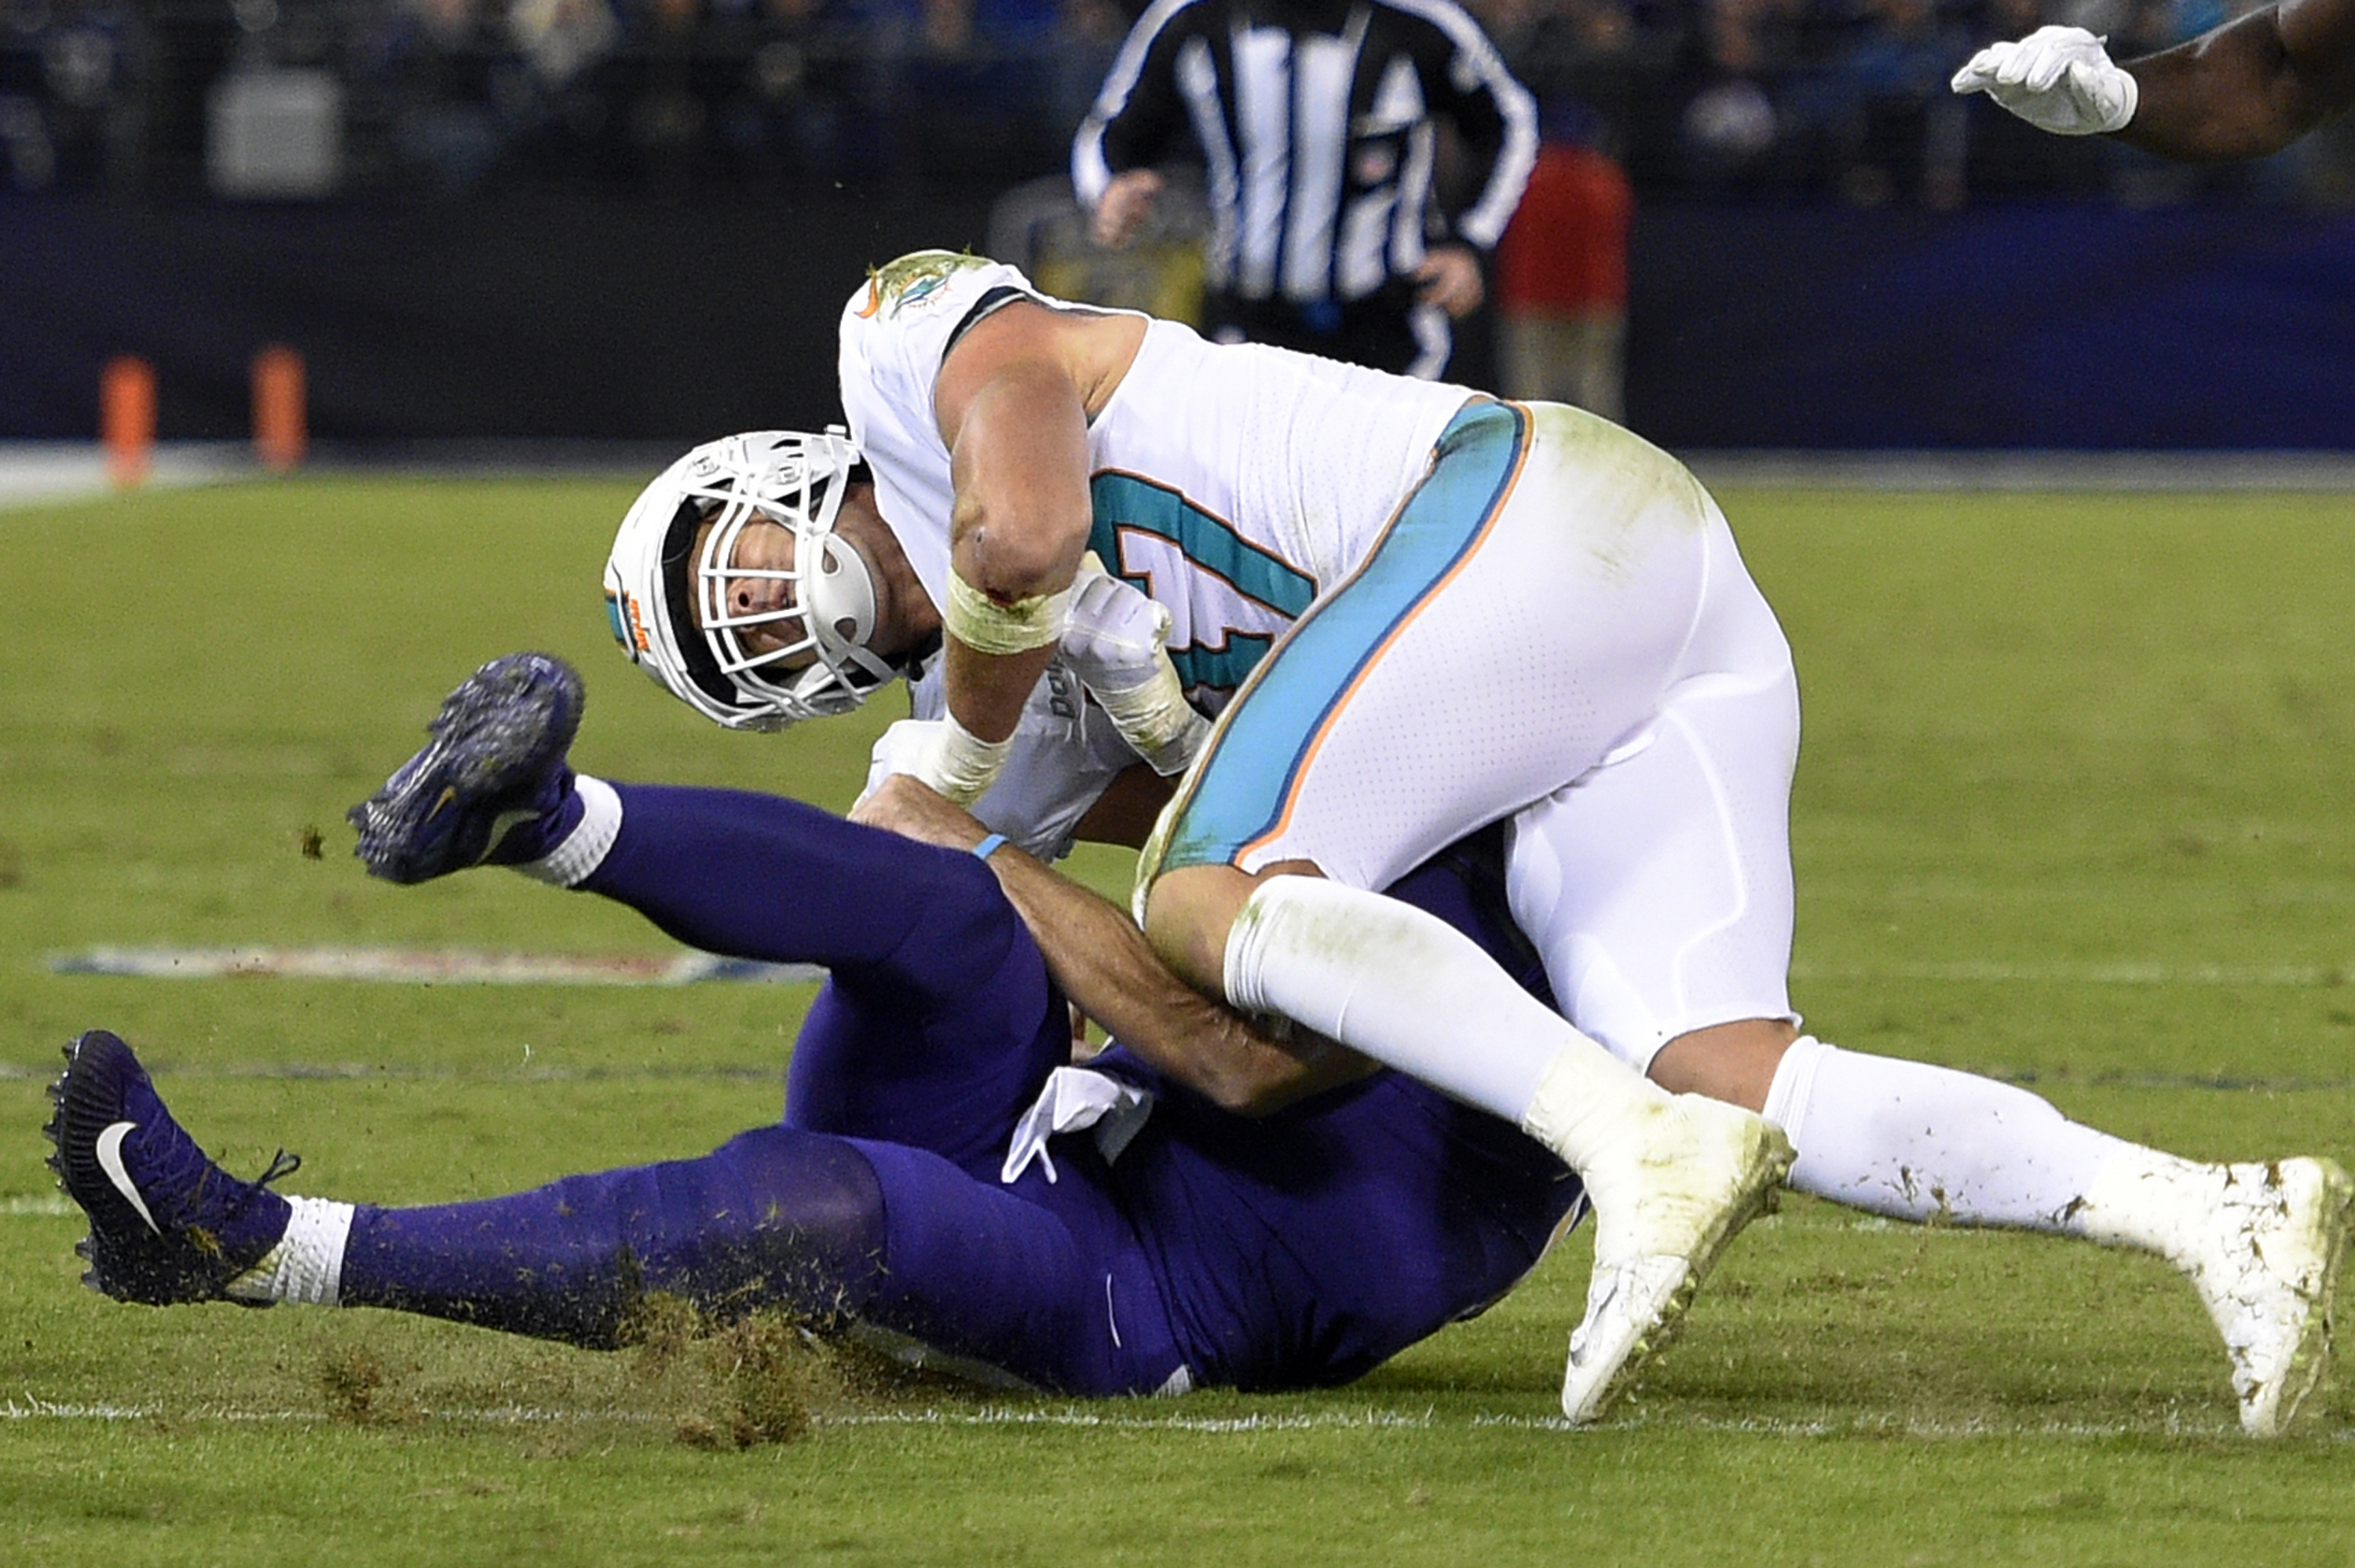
[101,355,155,488]
[252,344,307,472]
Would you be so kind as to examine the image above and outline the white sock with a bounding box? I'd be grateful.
[1222,876,1663,1160]
[1764,1036,2214,1255]
[514,773,623,887]
[225,1196,357,1306]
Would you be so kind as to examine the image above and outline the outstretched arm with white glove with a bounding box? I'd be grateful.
[1950,25,2140,135]
[1954,0,2355,159]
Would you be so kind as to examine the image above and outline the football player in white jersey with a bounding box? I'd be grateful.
[601,258,2350,1435]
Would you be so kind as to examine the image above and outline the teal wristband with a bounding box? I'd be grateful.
[971,833,1009,861]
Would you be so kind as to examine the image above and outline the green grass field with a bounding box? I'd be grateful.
[4,475,2353,1564]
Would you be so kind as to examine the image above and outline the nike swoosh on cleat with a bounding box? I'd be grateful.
[426,784,458,820]
[94,1122,162,1235]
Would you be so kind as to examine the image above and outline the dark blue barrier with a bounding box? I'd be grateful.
[5,193,2350,448]
[1627,201,2355,450]
[0,189,996,444]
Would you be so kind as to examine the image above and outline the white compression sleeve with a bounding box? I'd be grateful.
[1764,1036,2207,1251]
[1222,876,1661,1154]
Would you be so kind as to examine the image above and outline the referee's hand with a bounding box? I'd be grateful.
[1414,244,1485,318]
[1092,170,1166,250]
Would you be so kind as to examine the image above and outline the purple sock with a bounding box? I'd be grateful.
[337,1126,885,1347]
[481,765,585,866]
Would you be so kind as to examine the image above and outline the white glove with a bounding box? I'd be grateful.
[857,715,1009,807]
[859,718,939,807]
[1951,26,2138,135]
[1059,565,1211,777]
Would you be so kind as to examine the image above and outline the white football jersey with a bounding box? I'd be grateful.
[839,251,1472,711]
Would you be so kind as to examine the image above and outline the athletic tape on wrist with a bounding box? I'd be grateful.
[926,710,1015,806]
[946,570,1076,656]
[1092,660,1208,776]
[971,832,1008,861]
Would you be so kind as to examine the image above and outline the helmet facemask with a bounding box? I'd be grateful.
[686,479,896,722]
[609,430,900,730]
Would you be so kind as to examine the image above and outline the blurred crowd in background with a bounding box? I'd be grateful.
[6,0,2355,208]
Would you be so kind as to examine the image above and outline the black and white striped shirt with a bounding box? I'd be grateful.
[1073,0,1538,313]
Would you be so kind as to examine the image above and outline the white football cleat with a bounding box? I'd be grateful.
[1558,1093,1794,1424]
[2181,1157,2353,1437]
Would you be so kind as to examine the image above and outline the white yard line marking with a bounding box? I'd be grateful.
[46,947,822,985]
[46,947,2351,990]
[0,1060,788,1084]
[0,442,253,511]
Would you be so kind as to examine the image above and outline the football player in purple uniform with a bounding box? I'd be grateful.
[48,653,1583,1401]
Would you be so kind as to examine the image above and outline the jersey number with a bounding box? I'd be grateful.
[1087,473,1316,696]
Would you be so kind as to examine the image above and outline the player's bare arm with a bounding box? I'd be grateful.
[2123,0,2355,156]
[852,774,1377,1113]
[913,300,1149,804]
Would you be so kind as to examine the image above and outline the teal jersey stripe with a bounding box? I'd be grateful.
[1158,401,1529,872]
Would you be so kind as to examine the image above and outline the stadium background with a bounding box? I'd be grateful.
[5,0,2355,451]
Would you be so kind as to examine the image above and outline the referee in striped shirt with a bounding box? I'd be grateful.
[1073,0,1539,379]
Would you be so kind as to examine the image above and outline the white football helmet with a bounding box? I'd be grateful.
[603,429,900,730]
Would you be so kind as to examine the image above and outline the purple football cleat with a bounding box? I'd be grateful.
[347,651,584,883]
[45,1029,295,1305]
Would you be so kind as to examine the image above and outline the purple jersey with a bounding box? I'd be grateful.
[773,797,1582,1394]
